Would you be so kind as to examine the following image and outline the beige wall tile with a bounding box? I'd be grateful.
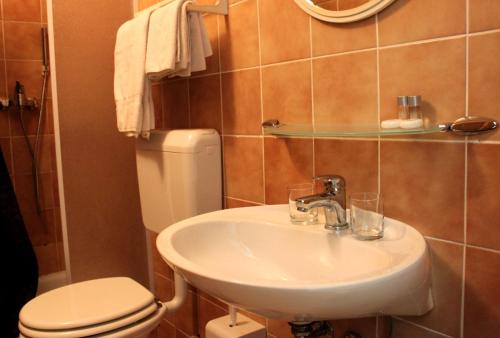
[23,209,55,246]
[162,80,190,129]
[149,230,174,280]
[198,289,228,311]
[189,75,222,133]
[173,291,199,336]
[267,319,294,338]
[151,83,163,128]
[219,0,259,71]
[222,69,262,135]
[156,320,176,338]
[377,316,392,338]
[223,136,264,203]
[391,318,448,338]
[405,239,463,337]
[259,0,310,64]
[15,172,54,213]
[4,22,41,60]
[469,0,500,32]
[378,0,465,46]
[12,135,52,175]
[6,61,44,100]
[197,296,227,338]
[315,139,378,196]
[3,0,41,22]
[312,17,376,56]
[464,247,500,337]
[467,144,500,250]
[238,309,266,326]
[313,51,378,126]
[379,39,465,130]
[264,137,313,204]
[41,0,47,23]
[380,141,465,242]
[154,273,173,302]
[9,102,53,136]
[330,317,376,338]
[225,197,261,208]
[262,61,312,125]
[469,33,500,141]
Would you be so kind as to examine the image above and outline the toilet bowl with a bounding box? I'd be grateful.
[18,277,166,338]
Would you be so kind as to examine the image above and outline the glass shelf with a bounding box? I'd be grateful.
[262,123,444,138]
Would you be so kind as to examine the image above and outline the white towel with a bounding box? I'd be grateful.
[114,10,155,138]
[145,0,213,79]
[145,0,188,80]
[188,12,213,73]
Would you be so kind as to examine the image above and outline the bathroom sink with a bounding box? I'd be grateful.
[156,205,433,321]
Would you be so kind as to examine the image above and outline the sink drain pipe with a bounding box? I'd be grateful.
[156,272,188,317]
[289,322,364,338]
[289,321,333,338]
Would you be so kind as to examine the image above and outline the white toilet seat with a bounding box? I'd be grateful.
[19,277,166,338]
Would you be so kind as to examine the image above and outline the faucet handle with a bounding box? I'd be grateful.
[314,175,345,194]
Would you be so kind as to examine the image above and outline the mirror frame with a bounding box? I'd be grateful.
[294,0,397,23]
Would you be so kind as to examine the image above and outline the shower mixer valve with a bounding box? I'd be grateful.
[19,97,38,110]
[15,81,38,111]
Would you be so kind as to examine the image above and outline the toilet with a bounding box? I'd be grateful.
[18,129,222,338]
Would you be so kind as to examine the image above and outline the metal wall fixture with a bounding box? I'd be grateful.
[438,116,498,135]
[134,0,228,16]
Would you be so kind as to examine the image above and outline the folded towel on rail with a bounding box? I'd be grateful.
[188,11,213,73]
[145,0,212,80]
[114,9,155,138]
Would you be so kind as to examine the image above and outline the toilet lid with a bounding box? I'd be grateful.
[19,277,155,331]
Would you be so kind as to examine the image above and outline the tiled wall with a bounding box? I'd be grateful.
[142,0,500,337]
[0,0,63,276]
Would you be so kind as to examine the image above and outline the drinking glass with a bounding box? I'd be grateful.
[350,192,384,240]
[288,183,318,225]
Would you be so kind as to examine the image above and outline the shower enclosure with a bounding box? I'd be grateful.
[0,2,66,290]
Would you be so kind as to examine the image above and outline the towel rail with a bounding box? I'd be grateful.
[134,0,228,16]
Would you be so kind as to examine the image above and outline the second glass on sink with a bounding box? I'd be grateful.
[349,192,384,240]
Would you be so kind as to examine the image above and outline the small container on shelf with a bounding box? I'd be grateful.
[397,96,409,121]
[381,96,410,129]
[400,95,423,129]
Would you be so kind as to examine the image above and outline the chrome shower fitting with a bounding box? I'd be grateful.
[15,81,38,110]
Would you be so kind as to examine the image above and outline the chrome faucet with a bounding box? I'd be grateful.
[295,175,348,231]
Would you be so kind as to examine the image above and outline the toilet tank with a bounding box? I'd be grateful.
[135,129,221,233]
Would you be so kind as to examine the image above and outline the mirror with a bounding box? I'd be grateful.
[294,0,397,23]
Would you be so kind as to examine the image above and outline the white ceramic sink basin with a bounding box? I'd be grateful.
[157,205,433,321]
